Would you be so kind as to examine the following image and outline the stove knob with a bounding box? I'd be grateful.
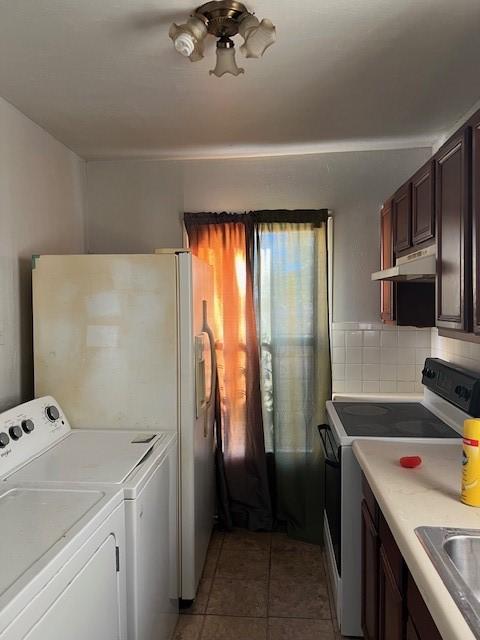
[9,425,23,441]
[45,405,60,422]
[0,432,10,448]
[455,385,462,396]
[22,419,35,434]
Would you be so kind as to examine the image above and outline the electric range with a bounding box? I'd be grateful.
[320,358,480,638]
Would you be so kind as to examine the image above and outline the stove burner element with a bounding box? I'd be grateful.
[342,405,389,417]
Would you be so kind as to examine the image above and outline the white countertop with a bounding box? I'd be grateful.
[353,440,480,640]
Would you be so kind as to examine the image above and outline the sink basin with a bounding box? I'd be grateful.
[416,527,480,639]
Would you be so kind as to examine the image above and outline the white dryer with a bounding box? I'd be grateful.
[0,483,127,639]
[0,396,178,640]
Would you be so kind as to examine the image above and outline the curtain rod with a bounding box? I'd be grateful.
[184,209,330,226]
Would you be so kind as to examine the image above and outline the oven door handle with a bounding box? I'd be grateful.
[317,424,340,468]
[317,424,330,456]
[325,457,341,470]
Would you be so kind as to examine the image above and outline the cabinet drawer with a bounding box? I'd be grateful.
[407,573,442,640]
[379,512,405,595]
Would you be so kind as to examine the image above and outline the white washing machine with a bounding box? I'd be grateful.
[0,482,127,639]
[0,396,178,640]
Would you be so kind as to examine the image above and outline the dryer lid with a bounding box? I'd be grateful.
[4,430,165,484]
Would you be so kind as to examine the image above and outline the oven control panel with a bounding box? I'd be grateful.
[422,358,480,416]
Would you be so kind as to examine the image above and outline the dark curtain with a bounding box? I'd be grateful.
[185,215,273,530]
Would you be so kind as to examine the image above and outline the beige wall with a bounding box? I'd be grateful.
[86,160,184,253]
[85,147,431,323]
[0,97,85,410]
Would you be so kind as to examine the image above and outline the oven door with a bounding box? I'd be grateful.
[318,424,341,575]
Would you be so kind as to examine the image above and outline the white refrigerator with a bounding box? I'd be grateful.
[32,249,216,602]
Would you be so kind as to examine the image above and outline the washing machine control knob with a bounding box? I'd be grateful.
[9,425,23,441]
[46,406,60,422]
[0,432,10,448]
[22,419,35,434]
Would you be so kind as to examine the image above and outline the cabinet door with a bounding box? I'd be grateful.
[361,499,379,640]
[412,161,435,246]
[435,127,472,332]
[393,183,412,254]
[472,113,480,334]
[407,573,442,640]
[378,545,404,640]
[380,201,395,323]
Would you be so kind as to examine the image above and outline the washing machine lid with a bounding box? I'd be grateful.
[5,429,164,485]
[0,485,122,612]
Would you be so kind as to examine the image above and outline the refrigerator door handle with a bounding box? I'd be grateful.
[202,300,217,438]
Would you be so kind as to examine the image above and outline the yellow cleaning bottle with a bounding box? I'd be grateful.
[462,419,480,506]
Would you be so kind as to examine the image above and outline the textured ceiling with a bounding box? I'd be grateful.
[0,0,480,158]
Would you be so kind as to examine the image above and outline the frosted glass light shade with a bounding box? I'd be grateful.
[169,17,207,62]
[209,48,244,77]
[239,16,276,58]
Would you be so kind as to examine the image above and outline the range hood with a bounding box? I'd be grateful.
[371,245,436,282]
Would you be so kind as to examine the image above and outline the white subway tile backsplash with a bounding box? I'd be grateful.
[415,330,431,348]
[415,348,430,365]
[398,331,417,348]
[380,364,397,380]
[363,381,380,393]
[397,381,415,393]
[397,348,416,365]
[332,331,345,347]
[346,348,363,364]
[345,331,363,347]
[363,347,380,364]
[381,331,397,347]
[397,364,415,381]
[332,380,345,393]
[363,330,381,347]
[345,363,362,380]
[380,380,397,393]
[332,363,345,381]
[363,364,380,380]
[345,380,363,393]
[330,323,430,395]
[380,348,398,365]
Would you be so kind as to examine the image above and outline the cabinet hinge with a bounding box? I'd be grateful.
[116,546,120,572]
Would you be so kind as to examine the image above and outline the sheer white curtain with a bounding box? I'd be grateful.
[254,221,331,543]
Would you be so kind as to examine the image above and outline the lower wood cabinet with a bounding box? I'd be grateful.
[378,544,403,640]
[361,499,379,640]
[361,474,442,640]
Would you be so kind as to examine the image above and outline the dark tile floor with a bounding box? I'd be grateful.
[174,529,341,640]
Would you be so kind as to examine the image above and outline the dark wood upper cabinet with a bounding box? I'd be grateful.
[412,161,435,246]
[380,201,395,324]
[435,126,472,332]
[393,183,412,254]
[472,112,480,334]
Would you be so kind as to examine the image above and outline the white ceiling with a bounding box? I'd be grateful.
[1,0,480,159]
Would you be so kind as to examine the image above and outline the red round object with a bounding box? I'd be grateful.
[400,455,422,469]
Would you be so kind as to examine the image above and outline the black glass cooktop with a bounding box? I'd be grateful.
[332,402,461,438]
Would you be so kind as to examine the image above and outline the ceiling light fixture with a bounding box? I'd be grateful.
[169,1,276,77]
